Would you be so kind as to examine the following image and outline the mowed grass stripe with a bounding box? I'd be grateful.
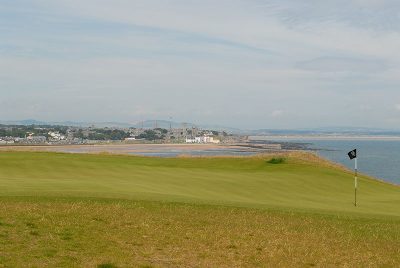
[0,151,399,217]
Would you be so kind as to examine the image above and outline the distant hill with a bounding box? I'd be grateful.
[0,119,49,126]
[0,119,137,128]
[0,119,243,133]
[2,119,400,136]
[250,127,400,136]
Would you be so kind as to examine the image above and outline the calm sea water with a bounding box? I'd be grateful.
[269,138,400,185]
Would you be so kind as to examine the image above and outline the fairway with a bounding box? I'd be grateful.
[0,151,399,216]
[0,151,399,267]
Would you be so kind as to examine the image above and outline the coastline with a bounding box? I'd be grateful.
[0,143,261,154]
[249,135,400,141]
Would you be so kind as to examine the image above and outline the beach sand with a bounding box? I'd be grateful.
[0,143,252,155]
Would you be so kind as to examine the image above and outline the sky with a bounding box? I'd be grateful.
[1,0,400,129]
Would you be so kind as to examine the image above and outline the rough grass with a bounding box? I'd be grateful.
[0,151,399,267]
[266,157,286,164]
[0,198,399,267]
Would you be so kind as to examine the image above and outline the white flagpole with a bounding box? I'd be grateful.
[354,157,357,207]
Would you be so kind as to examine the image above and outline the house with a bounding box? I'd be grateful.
[189,135,221,144]
[48,131,65,141]
[185,138,196,143]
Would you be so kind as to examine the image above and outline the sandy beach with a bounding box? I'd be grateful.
[0,143,257,156]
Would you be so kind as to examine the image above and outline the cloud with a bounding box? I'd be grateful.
[271,110,284,117]
[296,57,387,73]
[1,1,400,129]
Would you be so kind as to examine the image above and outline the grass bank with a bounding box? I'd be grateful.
[0,151,398,217]
[0,151,399,267]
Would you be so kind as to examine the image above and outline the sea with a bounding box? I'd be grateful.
[262,137,400,185]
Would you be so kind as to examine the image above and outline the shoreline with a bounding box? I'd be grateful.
[249,135,400,141]
[0,143,262,154]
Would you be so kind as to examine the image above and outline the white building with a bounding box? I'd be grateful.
[187,135,220,144]
[48,131,65,141]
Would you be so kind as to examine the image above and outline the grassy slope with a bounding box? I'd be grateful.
[0,151,399,267]
[0,151,398,216]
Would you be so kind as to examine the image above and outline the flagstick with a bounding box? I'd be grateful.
[354,157,357,207]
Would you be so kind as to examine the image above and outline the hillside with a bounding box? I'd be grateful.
[0,151,399,267]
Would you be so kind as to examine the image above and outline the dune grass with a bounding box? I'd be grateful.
[0,151,399,267]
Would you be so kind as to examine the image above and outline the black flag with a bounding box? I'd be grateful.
[348,149,357,160]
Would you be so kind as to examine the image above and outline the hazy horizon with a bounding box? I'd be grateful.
[2,1,400,129]
[3,118,400,133]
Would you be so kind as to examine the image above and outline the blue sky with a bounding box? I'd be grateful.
[1,0,400,129]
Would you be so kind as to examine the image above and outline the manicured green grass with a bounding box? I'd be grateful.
[0,151,399,267]
[0,151,398,216]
